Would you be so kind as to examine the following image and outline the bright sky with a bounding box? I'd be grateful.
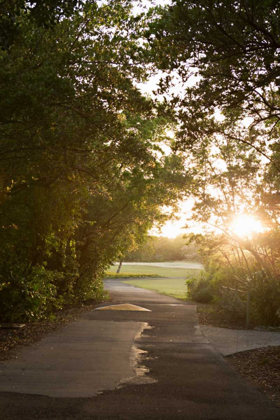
[134,1,265,239]
[133,1,202,238]
[150,200,193,238]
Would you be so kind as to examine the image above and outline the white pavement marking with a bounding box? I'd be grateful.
[95,304,151,311]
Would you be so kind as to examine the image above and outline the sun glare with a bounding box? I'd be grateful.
[229,215,264,238]
[165,129,175,138]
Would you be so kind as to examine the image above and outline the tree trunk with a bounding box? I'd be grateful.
[116,259,123,274]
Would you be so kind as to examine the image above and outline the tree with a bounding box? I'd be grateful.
[0,1,190,321]
[147,0,280,173]
[0,0,80,49]
[145,0,280,325]
[146,0,280,230]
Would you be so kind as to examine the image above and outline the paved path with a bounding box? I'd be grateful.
[200,324,280,356]
[0,280,279,419]
[0,320,146,397]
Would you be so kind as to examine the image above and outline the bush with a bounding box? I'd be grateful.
[186,271,214,303]
[0,265,106,322]
[250,270,280,326]
[218,289,246,320]
[0,266,58,322]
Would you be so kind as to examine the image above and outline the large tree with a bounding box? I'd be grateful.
[147,0,280,174]
[146,0,280,324]
[0,1,189,320]
[146,0,280,228]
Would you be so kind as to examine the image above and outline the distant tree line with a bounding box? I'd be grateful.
[125,235,202,263]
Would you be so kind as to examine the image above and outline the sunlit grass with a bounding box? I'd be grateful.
[105,273,164,279]
[122,278,189,299]
[105,263,202,299]
[106,264,199,278]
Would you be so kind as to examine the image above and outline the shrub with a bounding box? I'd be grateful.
[250,270,280,326]
[0,266,58,322]
[218,289,246,320]
[186,271,214,303]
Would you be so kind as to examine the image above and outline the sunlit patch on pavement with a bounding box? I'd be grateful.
[95,304,151,311]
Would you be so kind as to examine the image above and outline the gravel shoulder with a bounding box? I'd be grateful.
[227,347,280,407]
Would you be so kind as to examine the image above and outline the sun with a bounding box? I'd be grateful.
[229,214,264,238]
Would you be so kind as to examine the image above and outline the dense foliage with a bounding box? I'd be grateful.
[147,0,280,325]
[0,1,189,321]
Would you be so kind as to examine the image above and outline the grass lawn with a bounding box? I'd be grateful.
[105,263,202,299]
[121,278,189,299]
[105,273,164,279]
[106,264,200,278]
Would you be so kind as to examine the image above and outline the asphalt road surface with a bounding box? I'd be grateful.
[0,280,279,419]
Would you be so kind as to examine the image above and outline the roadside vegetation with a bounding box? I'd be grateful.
[0,1,188,322]
[186,245,280,327]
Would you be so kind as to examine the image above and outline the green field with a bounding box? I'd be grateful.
[122,278,189,299]
[107,264,200,278]
[105,273,163,279]
[106,262,202,299]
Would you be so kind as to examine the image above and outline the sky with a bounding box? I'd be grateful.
[150,199,198,238]
[135,0,198,238]
[134,0,265,239]
[132,0,204,238]
[132,2,199,238]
